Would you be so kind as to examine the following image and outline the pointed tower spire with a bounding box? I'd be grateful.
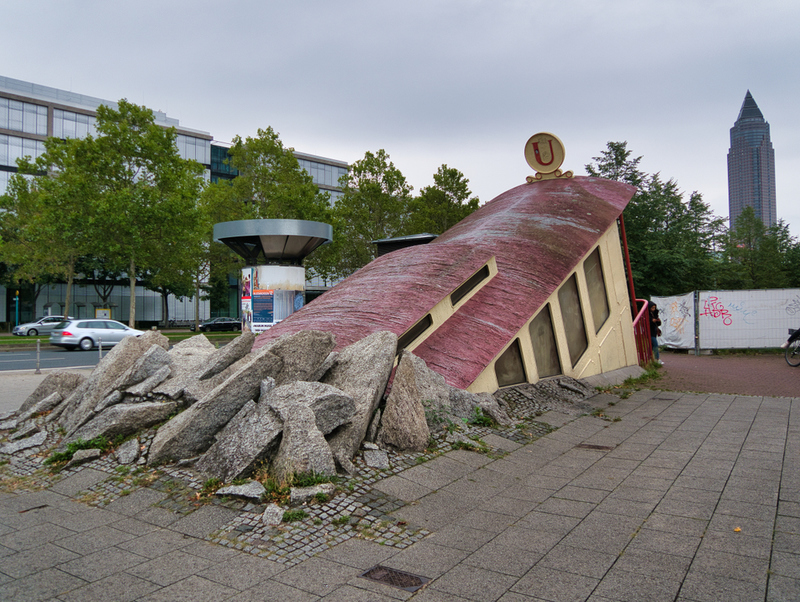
[737,90,764,121]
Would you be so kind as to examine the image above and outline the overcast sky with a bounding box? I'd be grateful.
[4,1,798,232]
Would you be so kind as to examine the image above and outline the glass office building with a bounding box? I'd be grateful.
[0,75,347,325]
[727,91,777,229]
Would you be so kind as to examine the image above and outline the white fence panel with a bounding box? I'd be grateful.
[698,289,800,349]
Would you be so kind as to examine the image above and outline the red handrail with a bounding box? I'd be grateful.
[633,298,653,365]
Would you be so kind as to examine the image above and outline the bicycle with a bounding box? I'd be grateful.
[785,329,800,367]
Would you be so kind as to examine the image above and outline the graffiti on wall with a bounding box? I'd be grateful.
[786,296,800,316]
[699,296,732,326]
[668,299,692,334]
[727,301,757,325]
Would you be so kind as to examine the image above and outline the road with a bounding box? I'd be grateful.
[0,346,102,372]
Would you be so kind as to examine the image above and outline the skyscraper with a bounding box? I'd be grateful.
[727,91,777,229]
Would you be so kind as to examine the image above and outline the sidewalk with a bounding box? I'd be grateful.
[2,381,799,600]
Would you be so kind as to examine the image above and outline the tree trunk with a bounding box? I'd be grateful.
[195,276,201,330]
[63,257,75,319]
[128,257,136,328]
[161,289,169,328]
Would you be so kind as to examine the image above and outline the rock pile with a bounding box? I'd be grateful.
[3,329,512,484]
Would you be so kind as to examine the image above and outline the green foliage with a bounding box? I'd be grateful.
[406,164,479,235]
[282,509,308,523]
[587,141,726,298]
[322,149,413,278]
[44,436,112,466]
[200,478,222,496]
[291,471,338,488]
[468,407,495,427]
[331,515,351,526]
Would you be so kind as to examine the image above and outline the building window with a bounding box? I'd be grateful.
[0,98,47,135]
[398,314,433,350]
[583,248,610,333]
[450,265,490,306]
[529,304,561,378]
[0,134,45,167]
[53,109,97,139]
[495,338,526,387]
[557,274,588,366]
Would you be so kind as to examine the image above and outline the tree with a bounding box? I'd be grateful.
[586,141,725,298]
[209,127,331,221]
[90,100,205,326]
[0,136,100,318]
[406,164,479,235]
[326,149,413,278]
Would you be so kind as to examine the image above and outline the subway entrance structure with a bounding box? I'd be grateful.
[253,134,640,392]
[213,219,333,333]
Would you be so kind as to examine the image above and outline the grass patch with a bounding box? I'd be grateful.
[282,509,308,523]
[44,436,113,467]
[468,407,495,428]
[200,477,222,497]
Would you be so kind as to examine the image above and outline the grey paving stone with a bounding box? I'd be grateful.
[463,539,543,576]
[691,548,770,585]
[679,570,766,602]
[444,448,494,468]
[131,505,183,527]
[454,508,518,533]
[612,547,691,581]
[569,468,632,491]
[538,543,617,579]
[57,571,161,602]
[707,513,775,540]
[170,504,239,538]
[654,497,717,520]
[512,564,599,602]
[0,521,76,551]
[325,583,405,601]
[776,514,800,535]
[49,468,110,497]
[373,475,433,502]
[0,542,80,578]
[58,545,148,582]
[555,485,610,504]
[595,496,657,518]
[103,487,167,516]
[55,524,137,555]
[429,563,519,602]
[137,574,238,602]
[627,527,702,558]
[420,523,496,553]
[272,556,359,597]
[226,580,321,601]
[700,529,773,560]
[497,484,554,503]
[316,536,400,569]
[767,575,800,602]
[770,551,800,579]
[110,516,163,536]
[643,512,708,537]
[593,567,683,602]
[535,497,596,518]
[477,493,539,517]
[4,568,86,601]
[397,464,459,490]
[384,540,469,577]
[116,528,194,558]
[46,505,120,532]
[125,548,215,586]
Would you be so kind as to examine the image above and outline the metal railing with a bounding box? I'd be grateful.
[633,299,653,365]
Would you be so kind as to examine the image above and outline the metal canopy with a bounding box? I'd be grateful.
[213,219,333,266]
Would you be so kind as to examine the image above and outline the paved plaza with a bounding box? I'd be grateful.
[1,357,799,601]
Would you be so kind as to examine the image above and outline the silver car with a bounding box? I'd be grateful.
[13,315,74,336]
[49,319,144,351]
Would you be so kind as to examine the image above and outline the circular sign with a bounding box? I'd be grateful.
[524,132,566,175]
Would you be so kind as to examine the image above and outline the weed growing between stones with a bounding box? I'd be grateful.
[282,509,308,522]
[44,436,113,467]
[201,477,222,496]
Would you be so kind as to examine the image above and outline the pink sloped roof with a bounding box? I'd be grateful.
[254,176,635,389]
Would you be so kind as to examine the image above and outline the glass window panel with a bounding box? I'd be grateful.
[584,248,610,333]
[495,338,527,387]
[529,304,562,378]
[557,274,588,366]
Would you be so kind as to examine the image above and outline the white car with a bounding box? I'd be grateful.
[49,319,143,351]
[13,316,74,336]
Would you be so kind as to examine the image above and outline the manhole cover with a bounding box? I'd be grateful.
[360,565,429,592]
[575,443,615,451]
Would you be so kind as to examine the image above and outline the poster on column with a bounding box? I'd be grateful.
[241,268,253,332]
[252,285,275,333]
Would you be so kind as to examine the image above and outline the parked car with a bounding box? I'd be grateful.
[13,316,75,336]
[49,319,144,351]
[189,317,242,332]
